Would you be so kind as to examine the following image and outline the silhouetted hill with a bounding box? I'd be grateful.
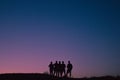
[0,73,120,80]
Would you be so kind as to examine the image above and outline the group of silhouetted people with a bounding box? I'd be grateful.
[48,61,73,77]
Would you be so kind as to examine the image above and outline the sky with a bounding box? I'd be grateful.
[0,0,120,78]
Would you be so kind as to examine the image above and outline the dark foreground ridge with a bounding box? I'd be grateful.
[0,73,120,80]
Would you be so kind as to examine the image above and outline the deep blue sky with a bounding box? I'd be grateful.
[0,0,120,77]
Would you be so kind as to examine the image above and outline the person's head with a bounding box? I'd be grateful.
[59,61,61,64]
[68,61,70,64]
[50,61,53,64]
[62,61,64,64]
[55,61,58,63]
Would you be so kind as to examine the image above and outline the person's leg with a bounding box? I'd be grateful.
[63,70,66,75]
[49,69,51,75]
[58,71,60,77]
[54,70,56,76]
[57,71,59,77]
[56,71,58,77]
[67,70,69,77]
[50,71,51,75]
[51,70,53,75]
[60,72,62,77]
[70,72,71,77]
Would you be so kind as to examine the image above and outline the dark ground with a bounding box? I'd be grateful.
[0,73,120,80]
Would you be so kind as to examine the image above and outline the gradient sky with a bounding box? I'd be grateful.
[0,0,120,78]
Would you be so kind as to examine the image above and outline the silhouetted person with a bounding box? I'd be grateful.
[61,61,66,77]
[48,61,54,75]
[58,61,62,77]
[54,61,59,77]
[67,61,73,77]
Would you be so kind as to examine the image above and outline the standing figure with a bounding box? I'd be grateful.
[54,61,59,77]
[67,61,73,77]
[58,61,62,77]
[61,61,66,77]
[48,61,54,75]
